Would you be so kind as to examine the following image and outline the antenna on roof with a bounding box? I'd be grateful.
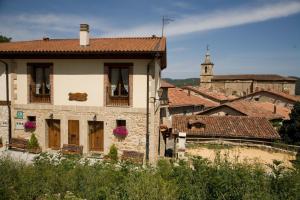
[161,16,174,37]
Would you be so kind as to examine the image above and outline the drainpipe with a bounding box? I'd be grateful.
[146,63,150,162]
[0,60,12,144]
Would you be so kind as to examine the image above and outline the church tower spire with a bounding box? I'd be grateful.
[200,45,214,89]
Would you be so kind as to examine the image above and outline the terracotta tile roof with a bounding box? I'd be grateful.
[231,90,300,103]
[172,115,280,140]
[183,86,237,102]
[161,80,175,88]
[0,37,166,53]
[168,87,218,108]
[250,101,291,120]
[212,74,296,82]
[227,100,285,120]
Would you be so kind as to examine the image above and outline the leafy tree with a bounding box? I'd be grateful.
[280,101,300,144]
[0,35,11,43]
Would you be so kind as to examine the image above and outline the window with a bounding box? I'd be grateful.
[27,116,36,122]
[105,63,132,106]
[116,119,126,127]
[110,67,129,97]
[205,66,208,73]
[28,63,52,103]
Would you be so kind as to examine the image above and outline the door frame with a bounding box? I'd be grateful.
[68,120,80,145]
[46,119,61,150]
[88,121,104,152]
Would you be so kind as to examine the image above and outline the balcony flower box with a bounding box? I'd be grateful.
[24,121,36,132]
[113,126,128,138]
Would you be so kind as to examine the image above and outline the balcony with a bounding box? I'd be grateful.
[30,84,51,103]
[106,86,129,106]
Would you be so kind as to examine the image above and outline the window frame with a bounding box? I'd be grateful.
[104,63,133,107]
[27,63,53,104]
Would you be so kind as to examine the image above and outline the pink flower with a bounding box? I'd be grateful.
[24,121,36,130]
[113,126,128,137]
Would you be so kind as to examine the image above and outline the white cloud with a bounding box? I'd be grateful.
[109,1,300,37]
[1,1,300,40]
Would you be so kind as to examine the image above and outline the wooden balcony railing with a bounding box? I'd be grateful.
[106,86,129,106]
[30,84,51,103]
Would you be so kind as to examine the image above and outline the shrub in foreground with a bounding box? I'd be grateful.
[0,153,299,200]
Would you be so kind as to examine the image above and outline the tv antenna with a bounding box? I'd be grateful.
[161,16,174,37]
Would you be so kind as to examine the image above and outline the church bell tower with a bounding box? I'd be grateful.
[200,46,214,89]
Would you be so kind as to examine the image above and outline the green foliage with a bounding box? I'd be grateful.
[163,78,199,87]
[107,144,118,162]
[0,155,299,200]
[280,102,300,144]
[27,133,39,149]
[0,35,11,42]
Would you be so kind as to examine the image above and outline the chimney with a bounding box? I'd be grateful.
[80,24,89,46]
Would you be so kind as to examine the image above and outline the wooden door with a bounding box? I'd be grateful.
[88,121,104,151]
[47,119,60,150]
[68,120,79,145]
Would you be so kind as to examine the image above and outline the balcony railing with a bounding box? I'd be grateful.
[106,86,129,106]
[30,84,51,103]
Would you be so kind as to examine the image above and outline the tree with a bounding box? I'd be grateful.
[280,101,300,144]
[0,35,12,42]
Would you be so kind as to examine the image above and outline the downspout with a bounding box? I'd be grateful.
[146,63,150,162]
[0,60,12,144]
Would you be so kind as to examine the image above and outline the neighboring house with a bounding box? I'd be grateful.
[167,87,218,116]
[172,115,280,141]
[229,90,300,109]
[160,81,217,126]
[199,49,296,96]
[198,100,288,120]
[0,24,167,162]
[182,85,236,104]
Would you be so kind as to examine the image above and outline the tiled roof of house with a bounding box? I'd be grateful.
[227,100,285,120]
[183,86,237,102]
[199,100,290,120]
[250,101,291,120]
[168,87,218,108]
[0,37,166,53]
[161,80,175,88]
[231,90,300,103]
[172,115,280,140]
[212,74,296,82]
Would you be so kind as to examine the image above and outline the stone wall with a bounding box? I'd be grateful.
[0,105,8,145]
[211,80,296,97]
[12,104,150,160]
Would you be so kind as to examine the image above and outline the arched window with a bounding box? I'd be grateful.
[205,66,208,73]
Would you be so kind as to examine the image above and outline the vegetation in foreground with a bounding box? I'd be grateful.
[0,153,299,200]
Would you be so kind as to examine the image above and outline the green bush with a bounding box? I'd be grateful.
[107,144,118,162]
[27,133,39,149]
[0,154,299,200]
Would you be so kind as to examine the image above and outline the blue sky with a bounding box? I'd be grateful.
[0,0,299,78]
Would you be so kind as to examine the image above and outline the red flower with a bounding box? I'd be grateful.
[113,126,128,137]
[24,121,36,130]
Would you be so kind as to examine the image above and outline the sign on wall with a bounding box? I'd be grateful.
[16,111,24,119]
[15,121,24,130]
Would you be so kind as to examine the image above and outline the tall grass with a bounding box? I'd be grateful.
[0,153,299,200]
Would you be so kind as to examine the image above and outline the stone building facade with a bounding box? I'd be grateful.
[0,27,166,163]
[0,105,8,146]
[200,50,296,96]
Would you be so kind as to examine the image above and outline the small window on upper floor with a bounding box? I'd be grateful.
[205,66,208,73]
